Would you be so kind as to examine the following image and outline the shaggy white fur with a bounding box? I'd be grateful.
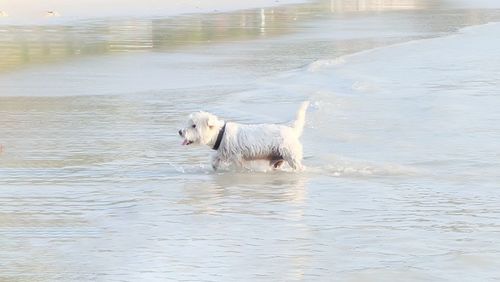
[179,101,309,171]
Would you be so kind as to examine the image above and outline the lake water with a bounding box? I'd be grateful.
[1,0,500,281]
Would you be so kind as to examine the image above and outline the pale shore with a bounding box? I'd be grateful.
[0,0,307,24]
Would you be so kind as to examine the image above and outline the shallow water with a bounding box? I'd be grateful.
[2,0,500,281]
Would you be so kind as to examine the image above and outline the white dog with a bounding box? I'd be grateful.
[178,101,309,171]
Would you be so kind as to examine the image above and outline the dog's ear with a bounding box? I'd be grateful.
[206,115,217,129]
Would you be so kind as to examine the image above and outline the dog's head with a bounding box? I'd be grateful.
[178,111,222,146]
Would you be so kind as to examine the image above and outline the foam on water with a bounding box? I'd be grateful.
[267,22,500,183]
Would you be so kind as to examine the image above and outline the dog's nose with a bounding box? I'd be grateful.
[178,129,182,136]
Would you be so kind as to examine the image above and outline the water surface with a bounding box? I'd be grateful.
[1,0,500,281]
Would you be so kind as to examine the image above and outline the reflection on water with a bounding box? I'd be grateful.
[1,0,496,73]
[0,5,300,72]
[328,0,425,12]
[0,0,435,73]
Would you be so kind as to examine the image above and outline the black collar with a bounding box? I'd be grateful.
[212,123,226,150]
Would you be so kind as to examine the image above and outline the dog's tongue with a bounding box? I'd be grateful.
[182,139,188,146]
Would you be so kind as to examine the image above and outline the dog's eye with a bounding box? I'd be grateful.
[192,124,196,128]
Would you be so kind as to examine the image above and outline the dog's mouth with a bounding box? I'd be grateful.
[182,139,193,146]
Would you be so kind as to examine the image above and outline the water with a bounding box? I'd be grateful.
[1,0,500,281]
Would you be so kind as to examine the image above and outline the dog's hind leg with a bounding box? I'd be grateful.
[286,158,304,171]
[280,142,304,171]
[270,159,284,170]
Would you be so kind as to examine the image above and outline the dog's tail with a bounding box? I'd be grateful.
[292,101,310,137]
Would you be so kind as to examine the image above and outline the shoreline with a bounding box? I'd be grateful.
[2,1,500,96]
[1,1,318,73]
[0,0,308,25]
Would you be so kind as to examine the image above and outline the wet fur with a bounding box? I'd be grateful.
[179,101,309,171]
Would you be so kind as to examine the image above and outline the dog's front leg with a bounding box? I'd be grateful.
[233,157,245,169]
[211,155,222,171]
